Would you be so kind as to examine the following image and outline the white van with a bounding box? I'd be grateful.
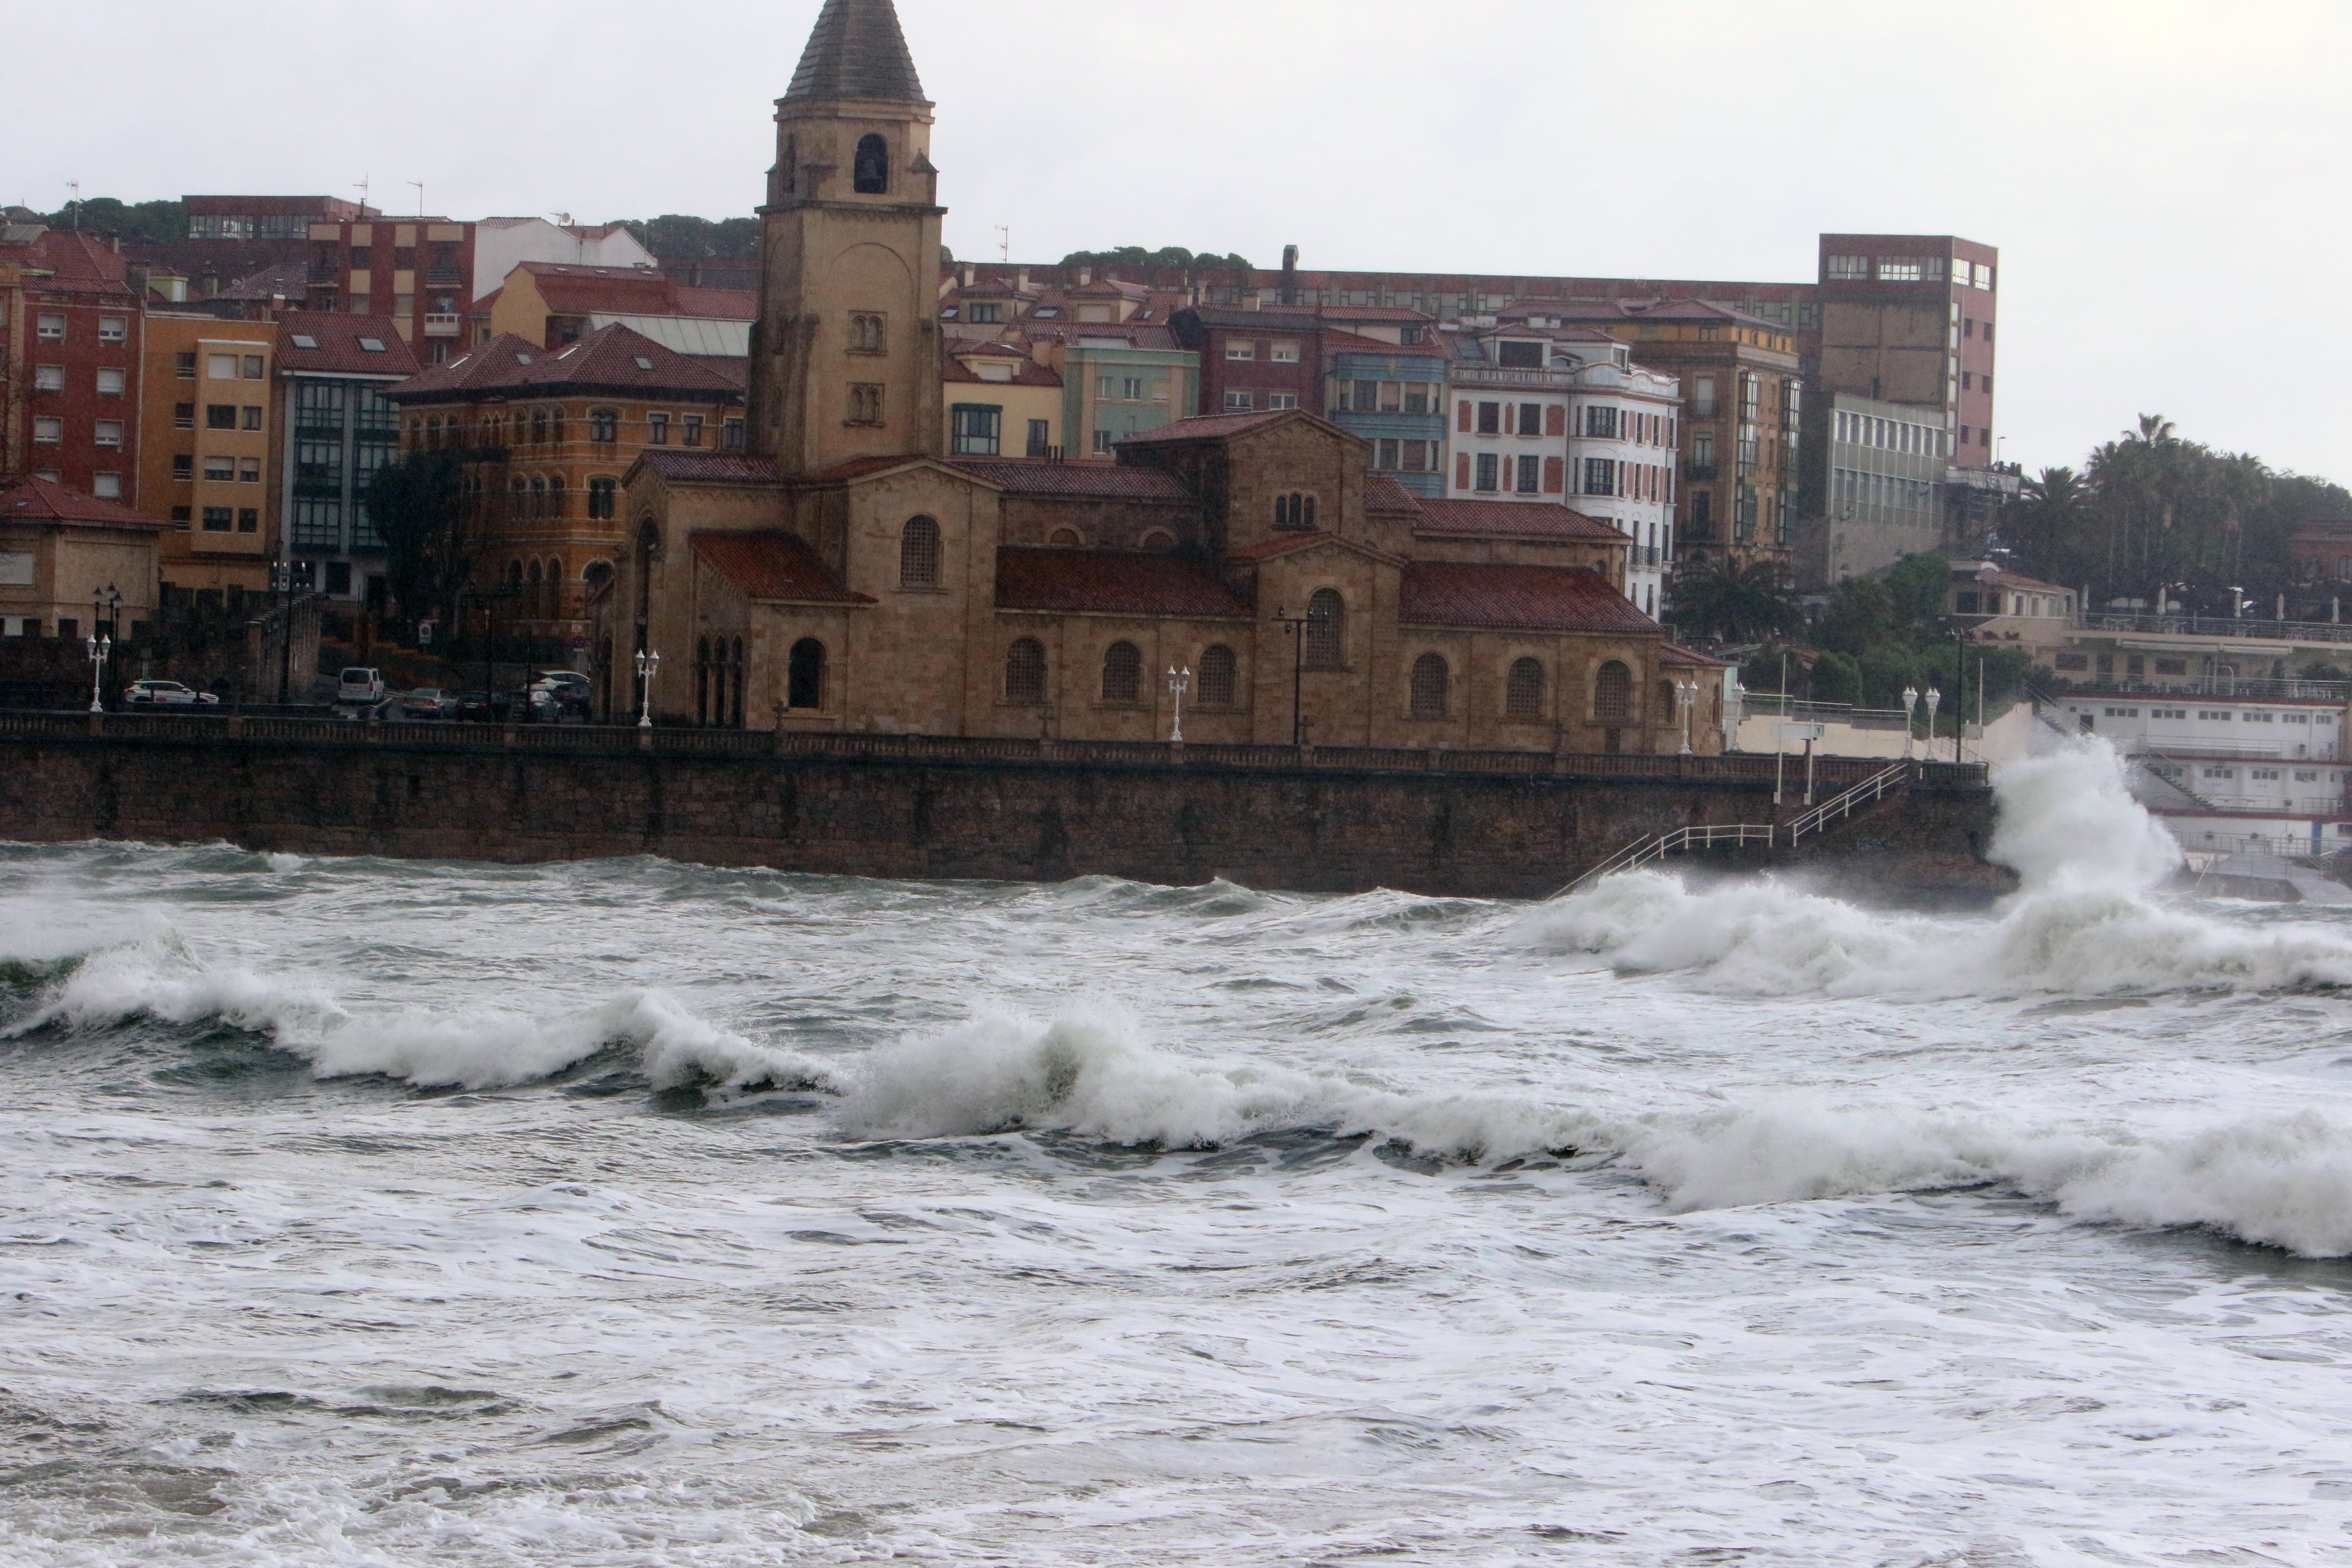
[337,667,386,704]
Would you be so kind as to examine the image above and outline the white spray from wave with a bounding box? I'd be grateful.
[1513,741,2352,995]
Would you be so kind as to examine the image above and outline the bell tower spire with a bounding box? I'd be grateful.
[749,0,945,475]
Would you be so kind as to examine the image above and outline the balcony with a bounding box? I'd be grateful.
[308,265,340,284]
[425,268,464,287]
[422,314,462,337]
[1682,460,1716,481]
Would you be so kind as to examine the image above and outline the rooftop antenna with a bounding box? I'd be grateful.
[354,174,371,214]
[551,212,573,227]
[65,180,80,230]
[407,181,425,218]
[995,224,1009,263]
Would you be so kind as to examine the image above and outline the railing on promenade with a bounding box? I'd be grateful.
[0,710,1991,788]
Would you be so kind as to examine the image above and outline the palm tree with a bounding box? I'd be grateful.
[1666,556,1801,644]
[2127,413,2177,445]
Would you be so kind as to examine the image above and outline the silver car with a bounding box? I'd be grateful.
[123,680,218,706]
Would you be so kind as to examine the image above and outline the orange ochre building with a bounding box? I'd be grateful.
[597,0,1724,753]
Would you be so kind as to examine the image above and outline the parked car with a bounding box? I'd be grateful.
[122,680,219,707]
[337,667,387,704]
[454,690,502,723]
[530,671,591,716]
[401,687,456,719]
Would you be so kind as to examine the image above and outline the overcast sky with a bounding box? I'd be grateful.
[15,0,2347,488]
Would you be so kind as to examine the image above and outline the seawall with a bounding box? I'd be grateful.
[0,717,2010,903]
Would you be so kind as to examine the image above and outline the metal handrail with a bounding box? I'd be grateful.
[1554,822,1778,897]
[1786,759,1912,844]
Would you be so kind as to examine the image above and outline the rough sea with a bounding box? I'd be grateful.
[7,744,2352,1566]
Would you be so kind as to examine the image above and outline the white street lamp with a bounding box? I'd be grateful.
[85,629,112,714]
[1924,686,1941,760]
[634,647,661,729]
[1165,665,1191,744]
[1901,685,1919,760]
[1678,679,1695,756]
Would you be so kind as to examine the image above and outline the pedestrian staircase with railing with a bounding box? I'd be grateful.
[1553,759,1917,897]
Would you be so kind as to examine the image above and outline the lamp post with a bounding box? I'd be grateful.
[634,647,661,729]
[1924,686,1941,763]
[1271,604,1311,747]
[1165,664,1191,744]
[1949,628,1968,765]
[269,561,297,704]
[1901,685,1919,760]
[85,625,111,714]
[1677,678,1695,756]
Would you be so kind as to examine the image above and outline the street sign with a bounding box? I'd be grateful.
[416,622,434,649]
[1775,722,1825,740]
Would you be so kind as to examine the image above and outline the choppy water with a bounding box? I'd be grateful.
[7,745,2352,1565]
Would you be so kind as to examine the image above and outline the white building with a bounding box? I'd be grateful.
[470,217,655,302]
[2052,681,2352,855]
[1440,313,1679,617]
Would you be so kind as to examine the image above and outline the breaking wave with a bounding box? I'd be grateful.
[1514,741,2352,995]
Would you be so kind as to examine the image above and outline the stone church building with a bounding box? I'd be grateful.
[595,0,1724,756]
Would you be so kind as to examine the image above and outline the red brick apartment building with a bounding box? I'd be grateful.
[0,226,145,503]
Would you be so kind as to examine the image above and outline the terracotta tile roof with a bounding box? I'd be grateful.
[942,355,1061,388]
[636,450,783,484]
[218,259,310,302]
[692,532,874,604]
[1412,496,1632,543]
[1660,642,1732,668]
[944,337,1028,358]
[997,546,1252,619]
[1115,410,1300,445]
[275,312,422,377]
[795,454,930,484]
[1225,531,1406,567]
[1401,562,1659,634]
[1016,320,1181,351]
[0,475,172,531]
[0,229,132,291]
[786,0,927,103]
[950,459,1191,501]
[1364,476,1422,511]
[383,326,743,403]
[671,284,759,319]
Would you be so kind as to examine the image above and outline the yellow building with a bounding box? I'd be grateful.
[139,313,277,592]
[941,339,1062,458]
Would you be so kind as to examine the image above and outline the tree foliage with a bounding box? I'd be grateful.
[2000,414,2352,614]
[31,197,187,244]
[365,450,485,633]
[1058,245,1254,273]
[1665,556,1803,643]
[615,214,760,261]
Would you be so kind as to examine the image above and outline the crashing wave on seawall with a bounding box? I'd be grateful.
[1515,741,2352,995]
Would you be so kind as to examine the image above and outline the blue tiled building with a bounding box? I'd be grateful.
[1323,332,1450,498]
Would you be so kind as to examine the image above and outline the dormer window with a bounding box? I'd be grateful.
[967,303,1000,324]
[853,134,889,195]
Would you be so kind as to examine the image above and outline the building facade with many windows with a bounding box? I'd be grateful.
[140,312,277,592]
[272,313,415,607]
[1323,332,1449,498]
[1,226,144,505]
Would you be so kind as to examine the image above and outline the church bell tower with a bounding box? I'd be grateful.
[750,0,946,474]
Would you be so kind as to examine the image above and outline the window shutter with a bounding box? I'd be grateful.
[1457,400,1472,433]
[1546,404,1566,437]
[1455,453,1471,490]
[1543,457,1564,494]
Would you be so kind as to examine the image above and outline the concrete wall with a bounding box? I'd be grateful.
[0,729,2008,904]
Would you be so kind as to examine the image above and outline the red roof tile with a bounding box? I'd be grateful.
[1115,410,1302,445]
[276,312,422,377]
[635,450,783,484]
[1411,496,1631,543]
[996,547,1252,619]
[1661,642,1732,668]
[0,475,172,530]
[1401,562,1658,634]
[671,284,759,319]
[795,455,931,484]
[691,532,873,604]
[384,326,743,403]
[1322,329,1446,358]
[1365,476,1423,511]
[950,459,1191,501]
[1226,531,1406,567]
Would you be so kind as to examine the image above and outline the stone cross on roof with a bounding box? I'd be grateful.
[785,0,927,103]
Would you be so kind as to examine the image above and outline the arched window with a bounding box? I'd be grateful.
[1305,588,1344,668]
[589,408,618,443]
[900,515,941,587]
[1049,527,1082,546]
[425,415,441,447]
[1198,644,1237,706]
[1102,640,1142,704]
[530,409,548,444]
[546,475,565,516]
[1410,652,1449,717]
[1140,528,1177,550]
[527,560,543,619]
[529,476,547,518]
[583,560,614,591]
[1658,679,1678,723]
[1594,660,1633,723]
[510,476,528,517]
[850,314,886,354]
[1005,637,1046,704]
[853,134,889,195]
[788,638,825,711]
[551,410,566,444]
[1275,492,1317,531]
[731,638,746,728]
[1505,656,1544,717]
[1304,495,1317,529]
[695,637,712,725]
[588,477,616,520]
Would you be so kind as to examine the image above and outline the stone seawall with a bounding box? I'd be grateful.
[0,725,2011,903]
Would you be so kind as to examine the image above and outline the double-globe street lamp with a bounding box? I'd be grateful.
[86,583,122,713]
[1165,665,1191,744]
[635,647,662,729]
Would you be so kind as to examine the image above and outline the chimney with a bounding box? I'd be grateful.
[961,263,975,288]
[1078,266,1093,286]
[1280,244,1298,305]
[1016,267,1028,292]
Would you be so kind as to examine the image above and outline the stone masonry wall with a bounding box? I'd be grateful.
[0,732,2009,903]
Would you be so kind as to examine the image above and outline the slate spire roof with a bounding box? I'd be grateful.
[785,0,927,103]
